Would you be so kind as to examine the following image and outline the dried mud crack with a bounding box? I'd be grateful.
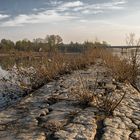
[0,60,140,140]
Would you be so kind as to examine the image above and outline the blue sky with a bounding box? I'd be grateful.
[0,0,140,45]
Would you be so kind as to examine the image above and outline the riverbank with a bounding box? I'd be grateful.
[0,59,139,140]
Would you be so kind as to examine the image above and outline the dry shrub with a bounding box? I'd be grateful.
[2,48,100,93]
[97,90,126,115]
[71,72,95,106]
[72,86,94,107]
[2,47,129,115]
[102,51,131,82]
[3,46,136,111]
[71,69,126,115]
[99,48,139,86]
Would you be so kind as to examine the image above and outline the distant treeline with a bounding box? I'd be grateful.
[0,35,109,53]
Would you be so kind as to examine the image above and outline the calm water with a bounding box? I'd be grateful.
[0,56,40,70]
[112,48,140,60]
[0,55,43,79]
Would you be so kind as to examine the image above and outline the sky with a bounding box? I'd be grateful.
[0,0,140,45]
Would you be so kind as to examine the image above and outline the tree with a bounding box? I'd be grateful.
[126,33,140,85]
[0,39,14,51]
[45,35,63,52]
[15,39,32,51]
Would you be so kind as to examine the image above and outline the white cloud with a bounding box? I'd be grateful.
[73,0,127,13]
[82,10,90,14]
[0,14,10,20]
[61,1,83,8]
[113,0,127,5]
[1,10,77,27]
[57,1,84,11]
[49,0,63,6]
[0,0,128,27]
[56,0,127,15]
[82,10,103,14]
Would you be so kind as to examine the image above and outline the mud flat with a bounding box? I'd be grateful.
[0,60,140,140]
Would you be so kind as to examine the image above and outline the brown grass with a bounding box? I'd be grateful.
[2,48,100,93]
[2,47,138,115]
[99,48,139,85]
[71,68,127,115]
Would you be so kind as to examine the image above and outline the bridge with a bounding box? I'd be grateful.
[108,46,140,49]
[107,46,140,55]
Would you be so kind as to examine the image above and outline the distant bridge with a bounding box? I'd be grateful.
[107,46,140,55]
[108,46,140,49]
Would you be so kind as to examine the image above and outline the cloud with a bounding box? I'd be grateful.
[82,10,103,14]
[73,0,127,12]
[57,1,84,11]
[57,0,127,15]
[0,0,127,27]
[49,0,63,6]
[61,1,83,8]
[113,0,127,5]
[55,0,127,16]
[0,14,10,20]
[1,10,77,27]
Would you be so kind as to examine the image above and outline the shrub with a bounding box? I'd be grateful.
[71,71,95,107]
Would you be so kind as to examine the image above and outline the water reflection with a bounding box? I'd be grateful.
[0,54,46,70]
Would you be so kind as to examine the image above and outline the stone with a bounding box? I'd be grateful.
[102,127,131,140]
[130,131,140,139]
[64,123,97,140]
[105,83,116,90]
[55,130,77,139]
[38,109,49,116]
[0,124,6,131]
[73,109,96,125]
[104,117,122,128]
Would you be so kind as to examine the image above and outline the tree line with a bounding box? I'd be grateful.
[0,35,109,53]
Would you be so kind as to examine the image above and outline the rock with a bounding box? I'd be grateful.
[64,123,96,140]
[35,132,46,140]
[48,101,81,112]
[43,120,63,132]
[0,124,6,131]
[73,109,96,125]
[104,117,122,129]
[106,83,116,89]
[102,127,131,140]
[130,130,140,139]
[104,83,116,93]
[38,109,49,116]
[16,131,46,140]
[121,117,133,129]
[55,130,77,139]
[0,60,140,140]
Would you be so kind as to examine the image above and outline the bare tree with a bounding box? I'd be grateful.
[126,33,140,85]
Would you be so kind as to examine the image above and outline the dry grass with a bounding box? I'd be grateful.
[99,49,139,86]
[2,47,138,115]
[71,68,127,115]
[98,90,127,115]
[71,71,95,106]
[43,120,63,132]
[3,49,100,92]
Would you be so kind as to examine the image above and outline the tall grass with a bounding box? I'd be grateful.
[2,47,139,115]
[99,48,139,86]
[3,47,139,92]
[2,48,101,93]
